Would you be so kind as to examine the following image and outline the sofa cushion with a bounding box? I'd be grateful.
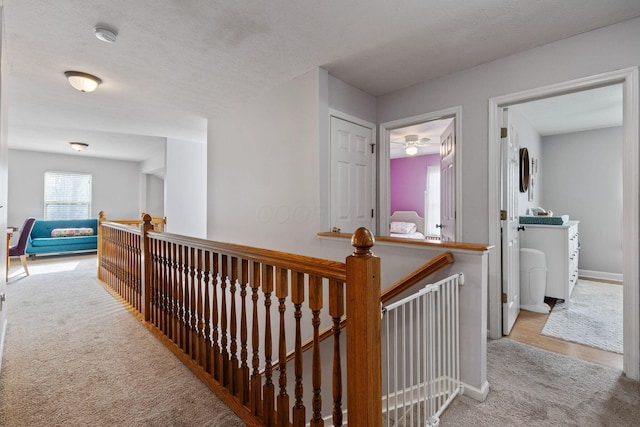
[30,235,97,247]
[51,227,94,237]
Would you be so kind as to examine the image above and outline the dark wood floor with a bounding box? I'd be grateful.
[507,296,623,370]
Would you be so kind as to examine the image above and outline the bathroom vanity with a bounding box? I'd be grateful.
[520,220,580,307]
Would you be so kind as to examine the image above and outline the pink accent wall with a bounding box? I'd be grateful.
[390,154,440,218]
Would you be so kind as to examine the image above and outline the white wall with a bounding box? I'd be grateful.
[377,17,640,245]
[542,127,623,276]
[328,74,377,124]
[7,149,140,227]
[208,69,322,253]
[509,107,543,215]
[165,138,206,238]
[207,66,490,401]
[145,174,165,216]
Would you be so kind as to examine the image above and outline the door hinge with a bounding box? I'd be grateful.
[501,127,508,138]
[371,144,375,154]
[500,210,507,220]
[502,292,507,304]
[371,209,374,218]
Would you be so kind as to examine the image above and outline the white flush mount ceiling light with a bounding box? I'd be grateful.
[64,71,102,92]
[69,142,89,152]
[94,26,118,43]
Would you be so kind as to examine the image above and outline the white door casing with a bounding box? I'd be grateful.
[501,108,520,335]
[439,119,456,242]
[379,106,462,239]
[330,116,375,234]
[487,67,639,379]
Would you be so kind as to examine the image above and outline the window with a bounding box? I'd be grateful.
[44,171,92,219]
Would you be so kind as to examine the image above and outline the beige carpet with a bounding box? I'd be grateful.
[3,255,640,426]
[0,254,244,427]
[439,338,640,426]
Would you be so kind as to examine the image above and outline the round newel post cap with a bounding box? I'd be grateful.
[351,227,375,254]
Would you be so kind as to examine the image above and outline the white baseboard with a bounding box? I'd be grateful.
[462,380,489,402]
[578,269,623,283]
[0,320,6,373]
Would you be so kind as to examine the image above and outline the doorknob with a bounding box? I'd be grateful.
[517,226,525,231]
[435,224,443,228]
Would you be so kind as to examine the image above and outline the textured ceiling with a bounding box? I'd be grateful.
[3,1,640,161]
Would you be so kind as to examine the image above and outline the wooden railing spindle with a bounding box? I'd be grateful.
[291,271,306,427]
[239,258,250,405]
[276,267,290,427]
[329,279,345,426]
[162,240,170,338]
[309,275,323,427]
[250,261,262,417]
[171,242,180,346]
[229,257,239,395]
[196,248,206,367]
[189,247,198,359]
[262,264,275,426]
[220,255,229,387]
[179,244,189,354]
[211,252,221,381]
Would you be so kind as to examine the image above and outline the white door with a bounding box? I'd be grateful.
[330,116,375,234]
[439,119,456,242]
[501,108,520,335]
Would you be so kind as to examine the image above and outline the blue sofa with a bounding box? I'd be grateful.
[26,218,98,256]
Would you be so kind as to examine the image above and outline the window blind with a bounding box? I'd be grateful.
[44,171,92,219]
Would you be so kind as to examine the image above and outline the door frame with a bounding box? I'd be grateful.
[379,106,462,238]
[487,67,639,380]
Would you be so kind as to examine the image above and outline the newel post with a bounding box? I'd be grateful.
[97,211,106,279]
[346,227,382,427]
[140,213,153,321]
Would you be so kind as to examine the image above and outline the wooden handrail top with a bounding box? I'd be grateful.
[145,231,348,282]
[318,231,491,252]
[100,221,143,235]
[381,252,454,304]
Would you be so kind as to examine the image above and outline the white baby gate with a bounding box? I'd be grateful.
[382,273,464,426]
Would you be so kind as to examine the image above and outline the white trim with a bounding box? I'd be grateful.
[327,109,377,233]
[329,108,376,130]
[578,270,623,283]
[0,320,6,373]
[487,67,640,380]
[462,380,489,402]
[379,106,463,240]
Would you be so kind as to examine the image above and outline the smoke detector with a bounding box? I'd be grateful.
[94,26,118,43]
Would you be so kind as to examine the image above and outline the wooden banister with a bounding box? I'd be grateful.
[98,219,382,426]
[280,251,454,365]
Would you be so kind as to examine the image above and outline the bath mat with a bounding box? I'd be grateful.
[541,279,622,354]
